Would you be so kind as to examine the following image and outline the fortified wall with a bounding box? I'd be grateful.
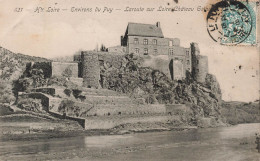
[26,62,79,78]
[190,43,208,83]
[75,51,125,89]
[75,47,208,89]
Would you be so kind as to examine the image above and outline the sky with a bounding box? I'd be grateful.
[0,0,259,102]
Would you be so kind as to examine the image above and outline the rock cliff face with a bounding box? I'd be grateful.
[101,54,223,123]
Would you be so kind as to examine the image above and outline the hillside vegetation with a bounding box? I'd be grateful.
[101,54,223,124]
[221,101,260,124]
[0,46,50,104]
[0,47,258,127]
[0,46,50,81]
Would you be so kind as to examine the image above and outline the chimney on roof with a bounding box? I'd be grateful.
[156,22,160,28]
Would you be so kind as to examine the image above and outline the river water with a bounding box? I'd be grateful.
[0,123,260,161]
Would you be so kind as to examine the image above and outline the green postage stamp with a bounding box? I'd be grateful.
[207,0,258,45]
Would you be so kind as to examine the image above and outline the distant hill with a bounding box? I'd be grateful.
[221,100,260,124]
[0,46,50,81]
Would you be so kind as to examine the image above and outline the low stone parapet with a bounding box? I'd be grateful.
[84,115,171,130]
[86,104,166,116]
[18,92,61,112]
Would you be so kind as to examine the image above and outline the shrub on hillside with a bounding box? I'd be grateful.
[62,67,73,77]
[0,80,15,104]
[58,99,81,117]
[47,76,78,89]
[0,104,14,116]
[64,89,72,97]
[17,98,42,112]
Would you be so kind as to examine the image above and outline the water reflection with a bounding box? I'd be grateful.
[0,123,259,161]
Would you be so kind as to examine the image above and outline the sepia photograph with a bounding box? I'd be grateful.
[0,0,259,160]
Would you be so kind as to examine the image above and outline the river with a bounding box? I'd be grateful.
[0,123,260,161]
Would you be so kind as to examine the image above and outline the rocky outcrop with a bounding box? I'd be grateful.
[101,54,223,124]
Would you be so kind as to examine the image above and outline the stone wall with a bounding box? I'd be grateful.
[51,62,78,78]
[18,92,62,112]
[83,95,133,104]
[48,110,86,128]
[165,104,191,115]
[86,104,166,116]
[68,77,83,86]
[98,52,125,69]
[84,115,172,130]
[26,62,79,78]
[31,87,67,98]
[31,88,56,96]
[108,45,126,53]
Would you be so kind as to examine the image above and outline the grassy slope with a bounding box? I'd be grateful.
[221,101,260,124]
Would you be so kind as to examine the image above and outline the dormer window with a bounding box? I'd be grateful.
[143,39,148,45]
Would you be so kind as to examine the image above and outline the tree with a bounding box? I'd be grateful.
[62,67,73,77]
[0,80,15,104]
[100,44,108,52]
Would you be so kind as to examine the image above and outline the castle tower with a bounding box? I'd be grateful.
[195,55,208,83]
[190,42,208,83]
[81,52,100,88]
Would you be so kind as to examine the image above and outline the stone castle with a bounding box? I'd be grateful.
[21,22,211,129]
[75,22,209,88]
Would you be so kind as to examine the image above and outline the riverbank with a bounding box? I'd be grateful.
[1,123,259,161]
[0,104,225,142]
[0,114,197,141]
[0,104,198,141]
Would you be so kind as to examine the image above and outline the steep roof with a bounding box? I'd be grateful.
[126,22,164,38]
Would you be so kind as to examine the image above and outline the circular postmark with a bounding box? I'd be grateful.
[207,1,252,44]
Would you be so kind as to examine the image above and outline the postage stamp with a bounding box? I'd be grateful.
[207,0,257,45]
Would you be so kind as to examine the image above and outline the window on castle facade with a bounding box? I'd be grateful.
[135,48,139,54]
[186,51,189,57]
[134,38,139,44]
[153,39,157,45]
[169,49,174,55]
[197,60,199,64]
[187,60,190,65]
[169,40,173,46]
[144,48,148,55]
[154,49,158,54]
[143,39,148,45]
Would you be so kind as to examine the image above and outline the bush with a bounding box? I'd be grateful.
[64,89,72,97]
[0,80,16,104]
[62,67,73,77]
[17,98,42,112]
[58,99,81,117]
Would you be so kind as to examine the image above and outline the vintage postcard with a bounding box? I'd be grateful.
[0,0,259,160]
